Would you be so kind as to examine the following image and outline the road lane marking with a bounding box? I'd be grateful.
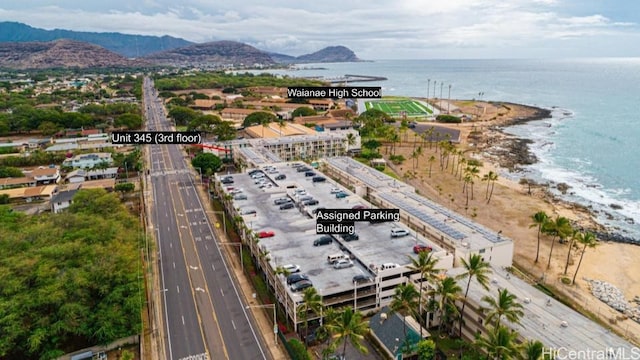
[211,263,215,271]
[182,316,185,325]
[220,288,224,297]
[173,262,175,269]
[204,244,208,250]
[177,286,180,293]
[170,242,172,248]
[231,320,236,330]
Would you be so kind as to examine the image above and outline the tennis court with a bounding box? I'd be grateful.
[364,99,432,118]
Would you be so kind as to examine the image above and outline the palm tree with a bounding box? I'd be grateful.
[456,254,492,338]
[529,211,549,263]
[466,166,481,200]
[407,251,440,337]
[475,325,519,360]
[572,231,599,284]
[315,306,339,357]
[346,132,356,151]
[544,216,573,269]
[563,229,579,275]
[427,155,436,178]
[390,283,420,349]
[520,339,544,360]
[327,307,369,359]
[481,288,524,328]
[431,276,462,335]
[298,287,323,348]
[485,171,498,203]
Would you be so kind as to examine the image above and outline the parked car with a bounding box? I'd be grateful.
[413,244,433,254]
[304,171,316,177]
[281,264,300,273]
[286,273,309,285]
[275,174,286,180]
[296,167,312,172]
[313,235,333,246]
[352,274,373,284]
[258,230,275,238]
[330,187,342,194]
[312,176,326,183]
[230,188,243,195]
[333,259,354,269]
[352,204,368,209]
[391,228,410,238]
[335,192,349,199]
[290,279,313,292]
[303,199,319,206]
[274,198,292,205]
[234,194,248,200]
[280,203,295,210]
[221,177,234,184]
[240,209,257,215]
[340,233,359,241]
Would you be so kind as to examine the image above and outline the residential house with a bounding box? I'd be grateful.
[50,189,79,213]
[65,167,119,184]
[62,153,113,169]
[369,306,428,360]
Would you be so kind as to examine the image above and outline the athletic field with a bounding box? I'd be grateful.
[364,99,432,118]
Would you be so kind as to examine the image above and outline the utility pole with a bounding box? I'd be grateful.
[448,84,452,114]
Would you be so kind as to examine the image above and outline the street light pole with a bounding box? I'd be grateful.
[195,167,203,185]
[448,84,452,114]
[246,304,278,345]
[427,79,430,101]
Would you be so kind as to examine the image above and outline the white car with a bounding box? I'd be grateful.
[230,188,243,195]
[334,259,354,269]
[282,264,301,273]
[330,187,341,194]
[390,229,410,238]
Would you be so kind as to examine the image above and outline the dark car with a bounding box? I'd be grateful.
[221,178,234,184]
[275,174,287,180]
[340,233,359,242]
[286,273,310,285]
[290,279,313,292]
[353,274,373,284]
[280,203,295,210]
[303,199,319,206]
[312,176,326,183]
[304,171,316,177]
[313,235,333,246]
[296,167,312,172]
[274,197,292,205]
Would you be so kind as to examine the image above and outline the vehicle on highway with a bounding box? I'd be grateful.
[352,274,373,284]
[279,203,295,210]
[274,197,292,205]
[258,230,275,238]
[290,279,313,292]
[286,273,309,285]
[335,191,349,199]
[413,244,433,254]
[234,194,248,200]
[330,187,341,194]
[240,209,257,215]
[314,235,333,246]
[340,233,359,241]
[281,264,300,273]
[275,174,286,180]
[333,259,354,269]
[391,228,410,238]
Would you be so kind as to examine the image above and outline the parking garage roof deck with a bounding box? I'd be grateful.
[222,163,446,298]
[324,157,413,192]
[448,267,635,352]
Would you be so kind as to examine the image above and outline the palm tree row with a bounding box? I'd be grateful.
[529,210,599,283]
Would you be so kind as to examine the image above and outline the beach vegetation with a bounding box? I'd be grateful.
[571,231,599,285]
[529,211,549,263]
[436,114,461,123]
[457,254,492,337]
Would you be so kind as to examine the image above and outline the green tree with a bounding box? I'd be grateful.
[288,338,311,360]
[0,166,24,178]
[0,194,9,204]
[292,106,317,118]
[390,283,420,352]
[457,254,491,337]
[212,121,237,141]
[168,106,198,126]
[481,288,524,328]
[407,251,440,337]
[115,182,135,194]
[327,307,369,359]
[520,339,544,360]
[297,287,323,348]
[191,153,223,174]
[543,216,573,269]
[475,325,519,360]
[37,120,60,136]
[242,111,276,127]
[484,171,499,203]
[416,339,436,360]
[529,211,549,263]
[114,113,143,129]
[572,231,599,285]
[431,276,462,335]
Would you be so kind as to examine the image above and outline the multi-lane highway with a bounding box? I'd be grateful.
[143,77,269,360]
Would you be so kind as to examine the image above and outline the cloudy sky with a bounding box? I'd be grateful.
[1,0,639,59]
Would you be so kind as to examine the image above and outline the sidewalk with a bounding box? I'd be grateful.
[196,177,289,360]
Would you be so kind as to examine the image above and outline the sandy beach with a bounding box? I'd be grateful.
[385,100,640,345]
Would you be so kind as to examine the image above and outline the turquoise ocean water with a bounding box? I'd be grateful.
[256,59,640,240]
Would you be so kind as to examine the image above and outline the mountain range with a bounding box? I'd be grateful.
[0,21,362,69]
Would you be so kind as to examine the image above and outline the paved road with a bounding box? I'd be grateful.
[143,77,269,360]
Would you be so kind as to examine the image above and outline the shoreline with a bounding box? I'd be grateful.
[446,100,638,244]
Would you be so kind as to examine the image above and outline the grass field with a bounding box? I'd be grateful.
[364,99,432,118]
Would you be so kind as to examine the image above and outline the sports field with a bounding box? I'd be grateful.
[364,99,432,118]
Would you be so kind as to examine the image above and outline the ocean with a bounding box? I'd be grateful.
[254,59,640,241]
